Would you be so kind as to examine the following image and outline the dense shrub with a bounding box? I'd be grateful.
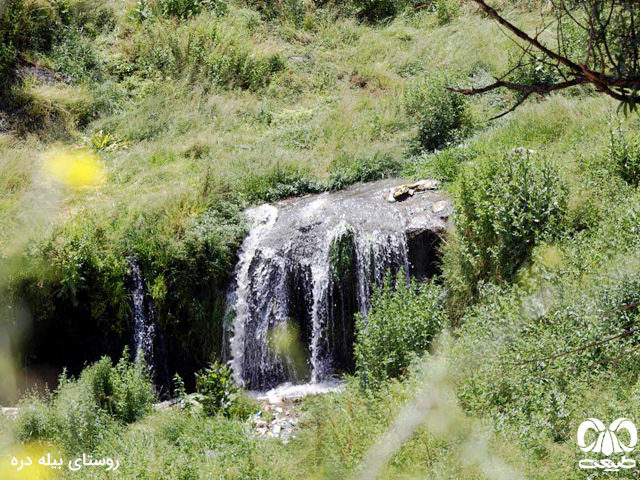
[444,151,568,303]
[15,393,59,442]
[49,29,104,83]
[353,0,410,22]
[609,127,640,186]
[205,46,285,90]
[433,0,460,24]
[195,362,238,416]
[56,0,116,38]
[354,275,445,387]
[405,73,472,153]
[157,0,227,19]
[15,352,155,451]
[244,0,305,22]
[0,0,59,87]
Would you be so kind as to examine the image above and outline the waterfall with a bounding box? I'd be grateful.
[225,179,449,391]
[129,260,158,372]
[228,205,281,386]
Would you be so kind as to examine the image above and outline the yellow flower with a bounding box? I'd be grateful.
[43,149,106,188]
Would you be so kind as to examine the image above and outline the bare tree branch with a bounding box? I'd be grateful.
[455,0,640,117]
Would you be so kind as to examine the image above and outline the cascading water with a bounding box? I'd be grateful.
[129,260,158,371]
[225,179,451,391]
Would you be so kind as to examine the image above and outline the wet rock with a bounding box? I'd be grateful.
[385,179,441,203]
[226,179,450,390]
[432,200,453,217]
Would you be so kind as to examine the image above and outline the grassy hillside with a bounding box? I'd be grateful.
[3,0,640,478]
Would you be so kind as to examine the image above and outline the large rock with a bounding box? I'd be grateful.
[226,178,451,390]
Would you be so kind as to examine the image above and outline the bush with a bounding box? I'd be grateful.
[245,0,304,23]
[157,0,227,19]
[56,0,116,38]
[49,28,104,83]
[406,73,472,153]
[205,46,285,91]
[609,127,640,186]
[195,362,238,416]
[354,275,446,388]
[444,151,568,302]
[0,0,60,87]
[14,351,155,451]
[353,0,410,22]
[434,0,460,24]
[15,393,59,442]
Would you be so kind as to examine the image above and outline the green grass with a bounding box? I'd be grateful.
[3,1,640,478]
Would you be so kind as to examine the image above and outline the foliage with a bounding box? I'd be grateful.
[355,275,445,387]
[353,0,410,22]
[0,0,59,87]
[444,150,568,303]
[457,0,640,114]
[327,151,401,190]
[5,2,640,479]
[406,73,472,152]
[15,351,154,451]
[433,0,460,24]
[195,361,238,416]
[49,28,104,83]
[157,0,227,19]
[404,145,478,184]
[172,373,206,411]
[241,164,324,202]
[608,126,640,187]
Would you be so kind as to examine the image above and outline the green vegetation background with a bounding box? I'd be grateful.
[3,0,640,478]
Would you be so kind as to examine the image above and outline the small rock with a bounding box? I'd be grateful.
[268,395,283,405]
[289,56,306,63]
[386,179,440,203]
[410,179,440,191]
